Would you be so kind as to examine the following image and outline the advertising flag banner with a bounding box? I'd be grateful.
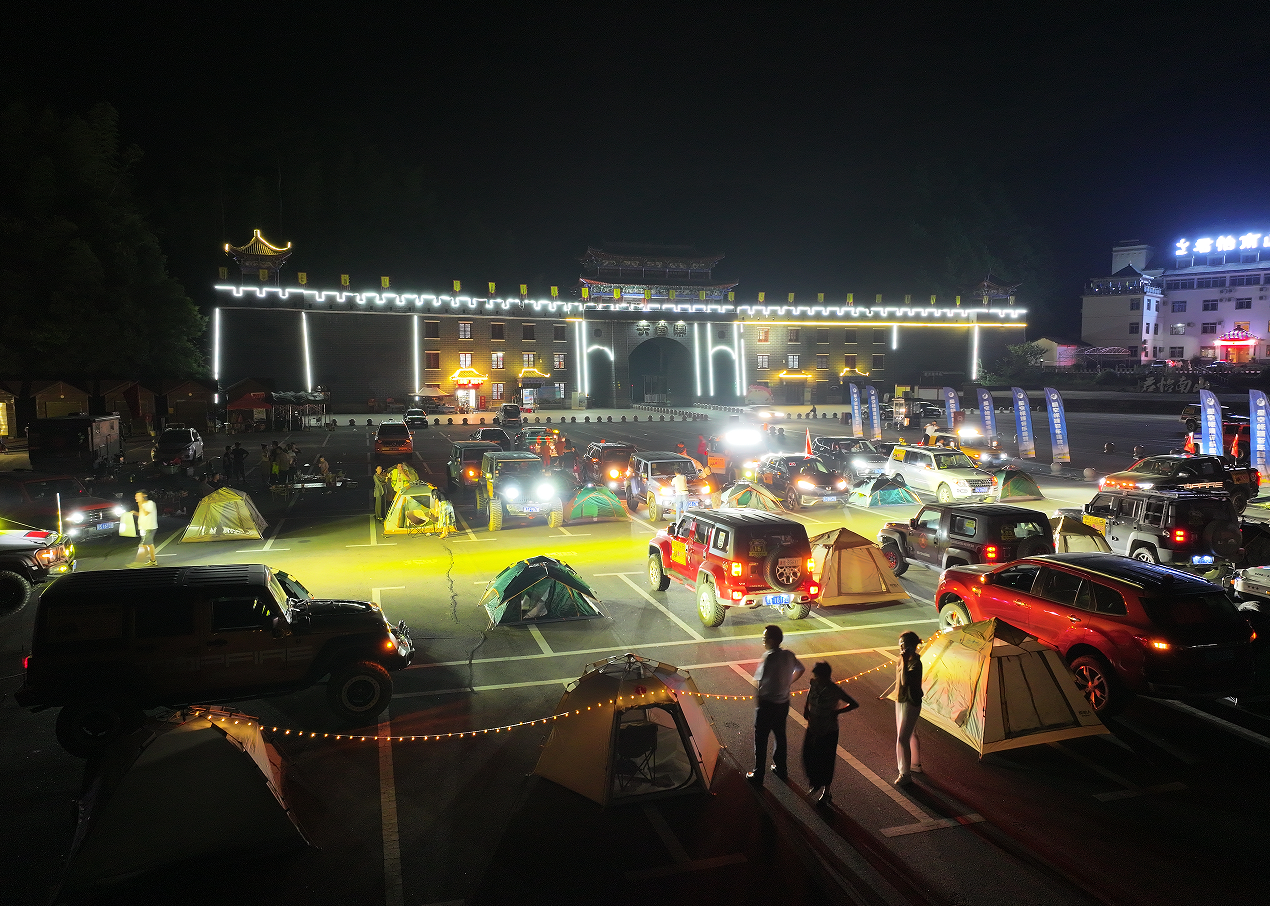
[218,267,228,280]
[976,387,997,437]
[341,274,350,286]
[866,385,882,441]
[1251,390,1270,481]
[258,269,268,281]
[550,286,559,297]
[298,272,307,285]
[1199,389,1224,456]
[1012,387,1035,458]
[520,284,528,296]
[848,383,863,438]
[452,280,461,292]
[941,387,961,429]
[1043,387,1071,462]
[488,282,496,294]
[381,276,390,289]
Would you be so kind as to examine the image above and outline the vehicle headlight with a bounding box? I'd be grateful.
[1137,482,1153,489]
[113,506,126,517]
[609,468,620,478]
[796,479,816,490]
[68,512,85,523]
[835,480,847,490]
[504,486,520,500]
[701,483,712,494]
[954,480,970,491]
[536,483,554,500]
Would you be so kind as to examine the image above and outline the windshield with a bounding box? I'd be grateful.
[159,429,191,444]
[651,461,697,478]
[462,449,490,463]
[21,478,87,499]
[1129,459,1178,477]
[796,459,830,475]
[845,441,878,454]
[1141,592,1244,629]
[497,460,541,476]
[932,452,976,470]
[272,569,313,603]
[999,519,1048,541]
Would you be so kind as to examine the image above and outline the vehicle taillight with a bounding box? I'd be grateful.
[1173,529,1187,543]
[1149,640,1171,651]
[466,468,476,477]
[730,561,743,577]
[806,557,815,572]
[385,638,396,651]
[984,544,998,560]
[808,584,820,595]
[731,590,743,600]
[22,655,30,670]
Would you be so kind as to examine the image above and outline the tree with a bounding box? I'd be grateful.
[0,102,206,379]
[982,342,1046,383]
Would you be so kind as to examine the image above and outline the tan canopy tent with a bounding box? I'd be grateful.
[383,482,455,537]
[886,618,1107,755]
[534,653,719,807]
[180,487,268,542]
[60,709,309,892]
[809,528,910,607]
[1050,514,1113,553]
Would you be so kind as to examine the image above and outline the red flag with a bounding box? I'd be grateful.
[805,428,813,456]
[1184,432,1196,454]
[1231,432,1241,459]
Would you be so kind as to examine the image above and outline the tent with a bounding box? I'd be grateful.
[885,618,1108,756]
[993,467,1044,502]
[533,653,719,806]
[745,384,774,404]
[566,485,628,522]
[180,488,268,542]
[60,709,308,892]
[809,528,910,607]
[1050,514,1113,553]
[480,555,604,626]
[847,475,921,507]
[718,480,786,512]
[383,482,455,537]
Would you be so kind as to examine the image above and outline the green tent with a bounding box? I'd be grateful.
[718,481,786,512]
[847,475,921,507]
[480,555,605,627]
[567,486,628,522]
[181,488,268,542]
[994,467,1043,502]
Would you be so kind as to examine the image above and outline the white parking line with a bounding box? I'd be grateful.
[1157,699,1270,751]
[1050,741,1188,801]
[236,518,288,553]
[348,514,397,547]
[527,625,553,655]
[617,574,704,641]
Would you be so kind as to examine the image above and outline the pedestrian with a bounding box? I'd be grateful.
[674,441,687,456]
[221,444,233,477]
[809,402,817,418]
[259,444,271,486]
[275,445,293,487]
[316,455,334,493]
[894,630,924,786]
[802,662,859,804]
[390,461,415,504]
[231,442,247,482]
[130,490,159,567]
[373,465,390,520]
[670,467,689,522]
[747,624,806,785]
[923,422,939,446]
[696,434,708,457]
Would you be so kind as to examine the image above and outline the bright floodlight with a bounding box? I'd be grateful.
[957,426,981,438]
[725,428,761,446]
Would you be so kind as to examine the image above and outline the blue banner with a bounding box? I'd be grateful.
[941,386,961,429]
[1043,387,1070,462]
[866,385,882,441]
[1252,390,1270,480]
[976,387,997,438]
[1199,389,1224,457]
[848,383,863,438]
[1011,387,1035,459]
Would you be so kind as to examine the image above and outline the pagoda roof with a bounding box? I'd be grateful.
[225,230,293,260]
[580,244,724,269]
[579,276,739,291]
[966,273,1021,297]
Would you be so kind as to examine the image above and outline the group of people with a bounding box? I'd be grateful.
[748,625,924,805]
[372,461,419,519]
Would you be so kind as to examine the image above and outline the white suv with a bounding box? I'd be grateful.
[883,445,996,503]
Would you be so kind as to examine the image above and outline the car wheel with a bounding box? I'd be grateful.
[938,597,973,630]
[476,486,488,513]
[55,697,143,759]
[697,581,725,628]
[648,552,670,591]
[1131,544,1159,564]
[0,570,34,618]
[881,542,907,576]
[784,488,801,511]
[1069,653,1122,715]
[647,493,662,522]
[488,499,503,532]
[548,500,564,528]
[1232,491,1249,514]
[327,660,393,722]
[626,487,640,512]
[1185,419,1199,433]
[782,602,811,621]
[936,483,954,503]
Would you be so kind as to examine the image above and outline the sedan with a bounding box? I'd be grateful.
[754,453,848,509]
[811,437,888,478]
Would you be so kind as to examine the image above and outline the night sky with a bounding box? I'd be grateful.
[8,5,1270,338]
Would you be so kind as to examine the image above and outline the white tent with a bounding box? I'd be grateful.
[886,618,1108,755]
[533,653,719,806]
[809,528,910,607]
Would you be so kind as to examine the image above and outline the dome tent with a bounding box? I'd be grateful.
[566,485,628,522]
[480,555,604,627]
[993,467,1043,502]
[847,475,921,507]
[180,488,268,542]
[718,480,786,512]
[533,653,719,806]
[383,482,454,537]
[809,528,910,607]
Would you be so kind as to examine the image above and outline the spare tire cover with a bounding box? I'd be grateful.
[1015,537,1052,558]
[1206,522,1241,560]
[764,546,804,590]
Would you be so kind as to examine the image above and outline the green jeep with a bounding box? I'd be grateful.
[475,451,564,531]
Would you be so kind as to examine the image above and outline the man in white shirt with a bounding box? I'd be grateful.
[132,490,159,567]
[670,469,689,523]
[747,624,805,785]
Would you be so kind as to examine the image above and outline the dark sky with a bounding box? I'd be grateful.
[8,4,1270,336]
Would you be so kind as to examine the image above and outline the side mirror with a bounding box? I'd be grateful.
[978,573,994,586]
[909,517,917,528]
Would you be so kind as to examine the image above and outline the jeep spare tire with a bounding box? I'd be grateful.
[55,697,144,758]
[764,546,804,590]
[1206,522,1241,560]
[327,660,393,722]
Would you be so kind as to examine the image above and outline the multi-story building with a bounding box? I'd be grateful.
[214,238,1028,408]
[1082,235,1270,363]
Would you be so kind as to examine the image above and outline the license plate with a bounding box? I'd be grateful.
[973,486,989,493]
[1201,648,1234,662]
[764,593,791,606]
[521,505,541,514]
[822,496,837,503]
[97,522,116,531]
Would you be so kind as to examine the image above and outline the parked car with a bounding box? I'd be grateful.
[625,452,713,521]
[878,503,1054,576]
[519,426,559,451]
[374,421,414,456]
[583,442,637,493]
[933,553,1257,713]
[1082,487,1241,570]
[468,427,514,451]
[0,529,75,616]
[0,473,125,541]
[404,408,430,429]
[811,437,889,478]
[497,403,524,430]
[446,441,502,495]
[1180,403,1232,433]
[928,429,1011,468]
[17,563,414,756]
[647,509,820,627]
[153,427,203,463]
[1100,454,1258,512]
[475,451,563,530]
[753,453,848,509]
[883,445,997,502]
[703,428,767,484]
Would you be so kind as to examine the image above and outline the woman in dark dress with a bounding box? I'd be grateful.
[802,661,859,805]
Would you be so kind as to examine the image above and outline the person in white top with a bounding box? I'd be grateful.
[670,470,689,522]
[131,490,159,567]
[746,624,805,785]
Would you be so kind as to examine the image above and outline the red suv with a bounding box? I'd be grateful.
[647,509,819,627]
[934,552,1256,714]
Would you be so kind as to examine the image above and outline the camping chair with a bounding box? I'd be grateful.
[614,721,659,791]
[404,508,431,535]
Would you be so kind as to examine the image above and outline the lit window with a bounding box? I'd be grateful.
[1170,324,1186,335]
[458,321,472,339]
[491,352,504,370]
[787,354,800,369]
[756,327,770,343]
[553,353,566,370]
[523,353,535,368]
[458,353,472,368]
[756,354,770,369]
[491,383,504,400]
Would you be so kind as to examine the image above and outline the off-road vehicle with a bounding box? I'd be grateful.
[811,437,889,479]
[878,504,1053,576]
[647,509,820,627]
[0,529,75,617]
[447,441,502,495]
[0,472,125,542]
[1082,487,1241,570]
[583,442,637,494]
[882,445,997,502]
[496,403,523,430]
[1100,454,1258,513]
[16,564,414,757]
[625,452,712,521]
[476,451,563,531]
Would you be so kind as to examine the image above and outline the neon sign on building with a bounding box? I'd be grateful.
[1176,233,1270,255]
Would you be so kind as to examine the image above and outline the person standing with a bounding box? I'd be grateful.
[670,468,689,523]
[747,624,805,785]
[231,442,248,483]
[221,445,233,478]
[802,662,858,804]
[696,434,708,458]
[130,490,159,567]
[259,444,272,486]
[373,465,390,520]
[894,630,924,786]
[274,445,293,488]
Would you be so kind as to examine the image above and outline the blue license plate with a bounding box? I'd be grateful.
[764,593,791,606]
[97,522,116,531]
[973,487,989,493]
[521,505,541,514]
[822,496,837,503]
[1192,555,1216,565]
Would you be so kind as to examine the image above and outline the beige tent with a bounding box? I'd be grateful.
[809,528,910,607]
[886,618,1107,755]
[383,482,455,537]
[1050,514,1113,553]
[533,653,719,806]
[180,488,268,542]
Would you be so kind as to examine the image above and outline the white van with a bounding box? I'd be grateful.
[883,445,996,503]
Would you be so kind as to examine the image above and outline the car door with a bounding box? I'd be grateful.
[686,519,711,578]
[1105,496,1142,552]
[665,518,693,581]
[131,592,202,699]
[907,508,943,565]
[981,562,1041,624]
[908,450,935,491]
[1029,567,1093,643]
[201,591,289,696]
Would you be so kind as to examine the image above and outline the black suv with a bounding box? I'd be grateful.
[476,451,563,530]
[17,564,414,756]
[878,503,1054,575]
[811,437,889,479]
[447,441,503,495]
[0,529,75,616]
[1082,488,1241,570]
[468,427,514,451]
[583,442,637,494]
[754,453,848,509]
